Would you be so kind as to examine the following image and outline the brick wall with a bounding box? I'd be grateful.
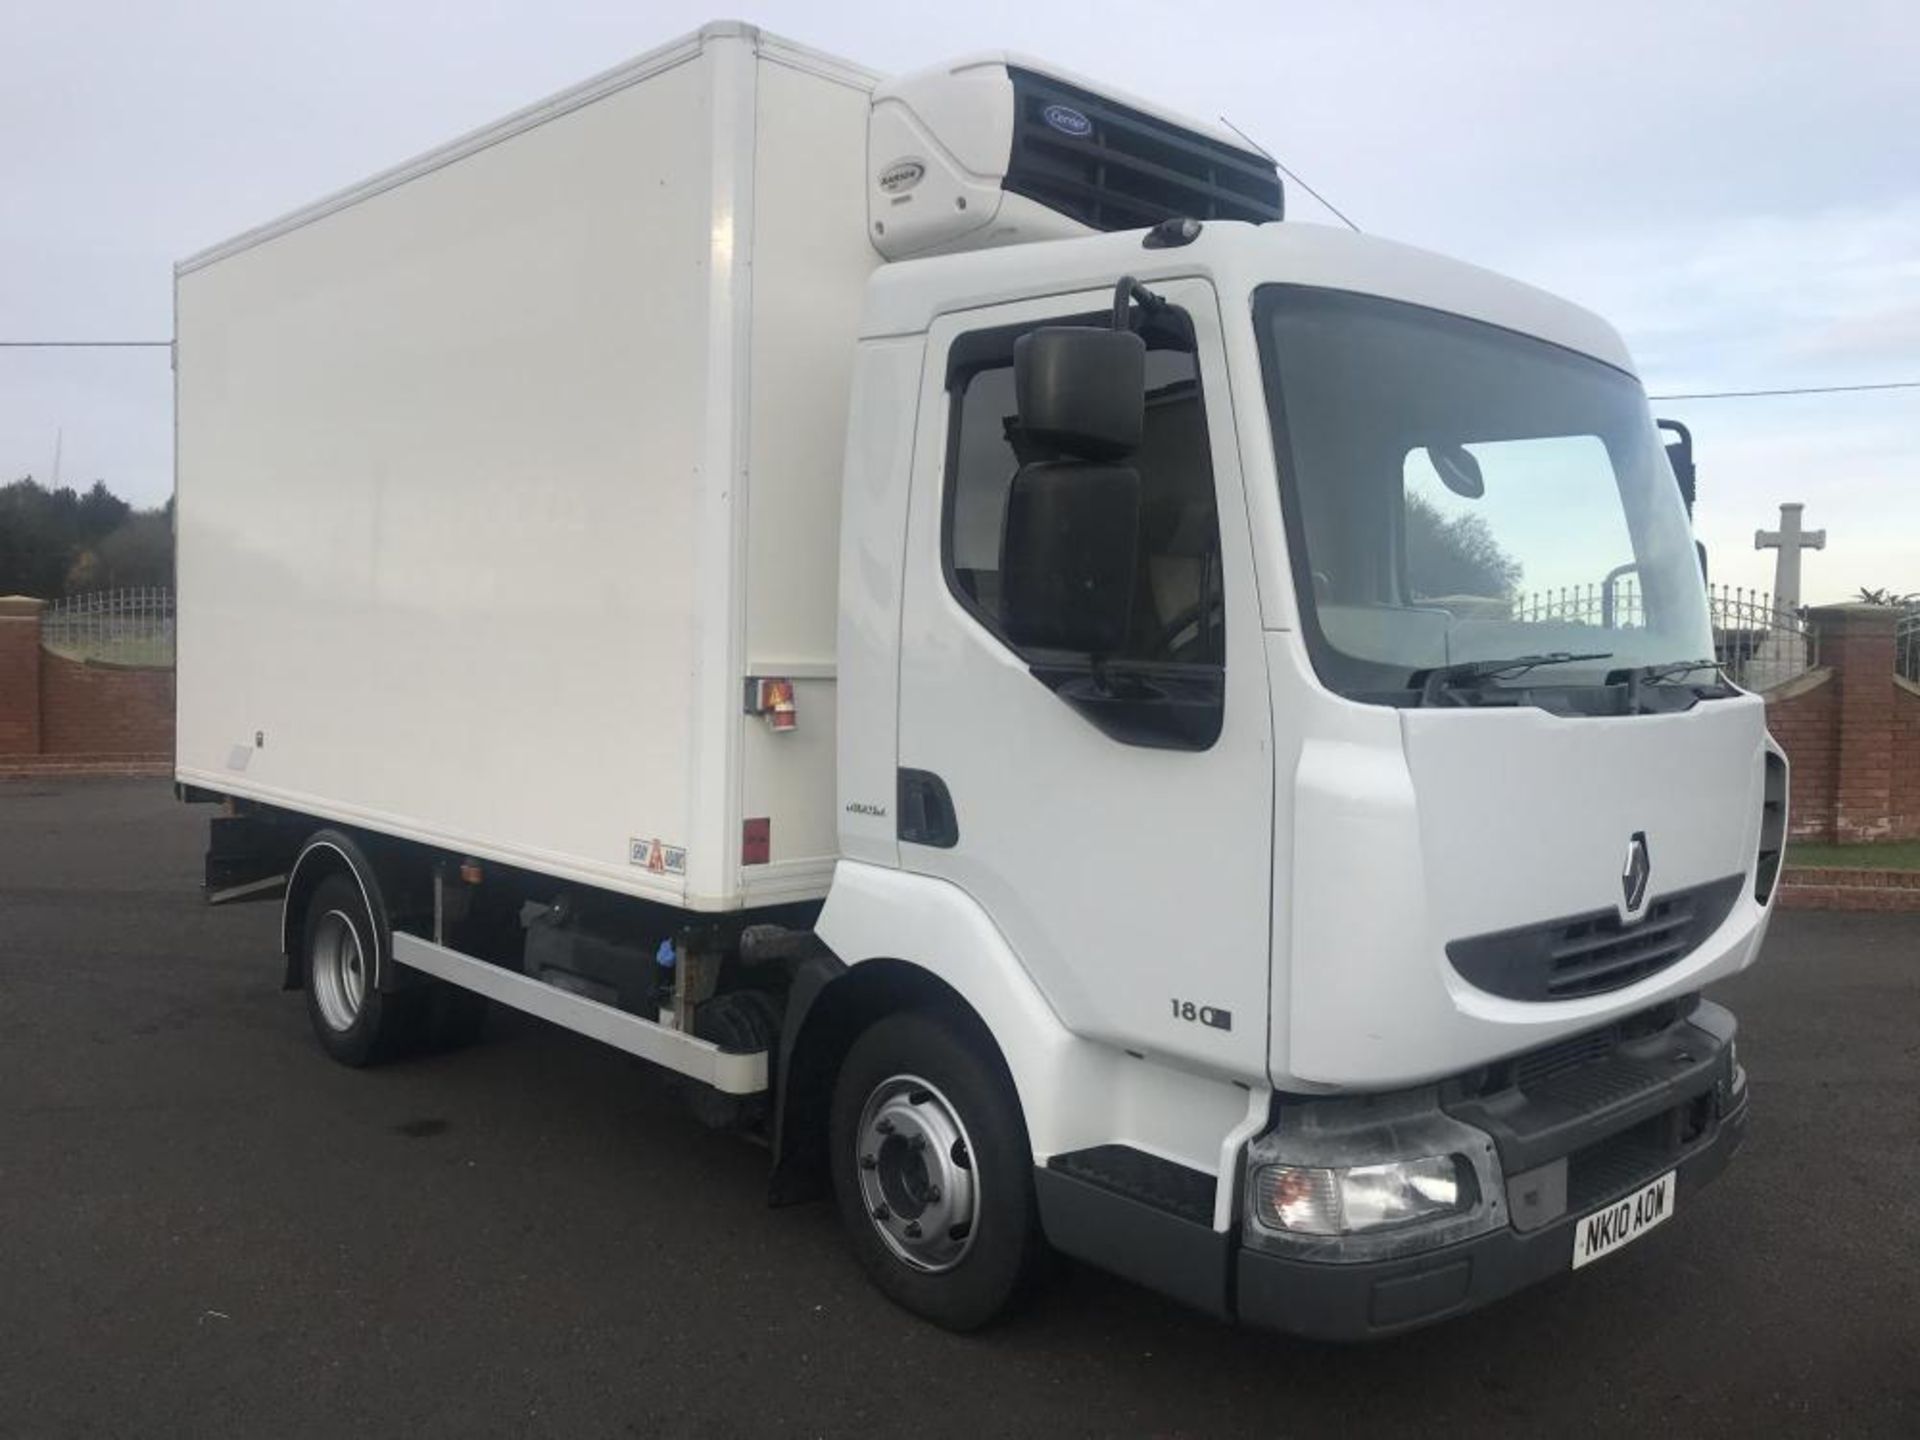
[1763,670,1837,838]
[1779,867,1920,912]
[1894,682,1920,840]
[0,599,44,754]
[1763,605,1917,844]
[0,595,174,763]
[38,651,175,756]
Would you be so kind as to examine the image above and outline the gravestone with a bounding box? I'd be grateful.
[1747,504,1825,689]
[1755,503,1826,610]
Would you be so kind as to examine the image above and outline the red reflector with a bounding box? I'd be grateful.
[742,817,771,866]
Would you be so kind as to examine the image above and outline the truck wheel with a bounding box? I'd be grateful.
[301,873,422,1066]
[829,1011,1041,1331]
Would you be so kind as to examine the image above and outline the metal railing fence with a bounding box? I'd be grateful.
[1506,581,1816,690]
[40,587,175,667]
[1707,586,1815,690]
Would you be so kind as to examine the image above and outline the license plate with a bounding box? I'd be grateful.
[1571,1170,1676,1269]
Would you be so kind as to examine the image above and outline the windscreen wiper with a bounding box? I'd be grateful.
[1409,651,1613,706]
[1606,658,1724,686]
[1605,657,1734,712]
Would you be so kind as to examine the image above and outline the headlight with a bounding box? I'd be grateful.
[1254,1155,1470,1235]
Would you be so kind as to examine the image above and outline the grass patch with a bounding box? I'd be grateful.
[1786,839,1920,872]
[43,638,174,667]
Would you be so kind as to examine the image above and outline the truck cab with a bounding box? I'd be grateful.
[820,215,1777,1334]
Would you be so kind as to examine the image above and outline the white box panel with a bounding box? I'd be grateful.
[175,26,878,910]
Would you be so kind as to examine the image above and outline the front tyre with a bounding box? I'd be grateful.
[301,872,422,1066]
[829,1011,1041,1331]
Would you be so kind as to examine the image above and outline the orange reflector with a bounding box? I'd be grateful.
[751,677,798,732]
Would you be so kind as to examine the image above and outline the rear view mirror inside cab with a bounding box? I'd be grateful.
[1428,444,1485,499]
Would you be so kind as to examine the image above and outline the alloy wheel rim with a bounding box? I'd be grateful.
[310,909,367,1033]
[854,1073,980,1273]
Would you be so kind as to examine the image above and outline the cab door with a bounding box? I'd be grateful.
[895,279,1272,1079]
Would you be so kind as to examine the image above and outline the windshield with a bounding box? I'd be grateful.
[1254,286,1715,706]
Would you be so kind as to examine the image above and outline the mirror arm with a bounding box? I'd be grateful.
[1089,652,1111,695]
[1601,560,1638,628]
[1111,275,1167,332]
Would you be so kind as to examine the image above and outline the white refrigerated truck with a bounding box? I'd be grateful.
[174,22,1783,1337]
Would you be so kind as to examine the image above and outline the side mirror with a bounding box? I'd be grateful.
[1014,327,1146,459]
[1000,462,1141,654]
[1657,418,1696,515]
[1000,324,1147,654]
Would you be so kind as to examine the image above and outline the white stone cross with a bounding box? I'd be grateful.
[1755,502,1826,610]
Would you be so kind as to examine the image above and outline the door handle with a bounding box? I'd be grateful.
[897,769,959,848]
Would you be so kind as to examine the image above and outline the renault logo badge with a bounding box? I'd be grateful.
[1621,831,1652,918]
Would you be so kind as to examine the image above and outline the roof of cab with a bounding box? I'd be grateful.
[859,221,1637,376]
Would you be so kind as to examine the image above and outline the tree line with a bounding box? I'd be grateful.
[0,476,173,598]
[1405,491,1522,598]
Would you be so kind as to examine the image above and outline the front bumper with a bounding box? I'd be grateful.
[1237,1082,1747,1339]
[1035,997,1749,1340]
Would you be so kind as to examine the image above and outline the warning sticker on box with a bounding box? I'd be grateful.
[629,838,687,875]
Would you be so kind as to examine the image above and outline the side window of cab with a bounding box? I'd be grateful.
[939,303,1226,750]
[943,310,1224,669]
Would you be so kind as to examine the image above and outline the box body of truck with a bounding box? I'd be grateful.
[175,25,875,911]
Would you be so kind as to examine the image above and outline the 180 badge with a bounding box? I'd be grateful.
[1170,997,1232,1031]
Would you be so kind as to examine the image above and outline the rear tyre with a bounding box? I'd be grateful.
[301,872,424,1066]
[829,1011,1041,1331]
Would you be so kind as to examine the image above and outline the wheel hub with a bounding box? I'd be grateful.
[855,1074,979,1272]
[310,909,367,1033]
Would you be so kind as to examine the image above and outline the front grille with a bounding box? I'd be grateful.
[1447,875,1745,1002]
[1460,1000,1690,1100]
[1566,1095,1715,1212]
[1004,69,1283,232]
[1446,991,1733,1197]
[1514,1028,1616,1091]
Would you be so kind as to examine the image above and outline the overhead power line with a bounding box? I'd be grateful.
[1649,380,1920,401]
[2,346,1913,403]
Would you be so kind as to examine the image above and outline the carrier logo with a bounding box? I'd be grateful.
[1621,831,1652,918]
[877,158,926,195]
[1042,103,1092,137]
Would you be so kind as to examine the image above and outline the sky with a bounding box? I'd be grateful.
[2,0,1915,603]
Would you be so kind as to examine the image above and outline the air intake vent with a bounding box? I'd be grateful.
[1754,749,1788,904]
[1513,1028,1617,1092]
[1447,876,1745,1002]
[1004,69,1283,232]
